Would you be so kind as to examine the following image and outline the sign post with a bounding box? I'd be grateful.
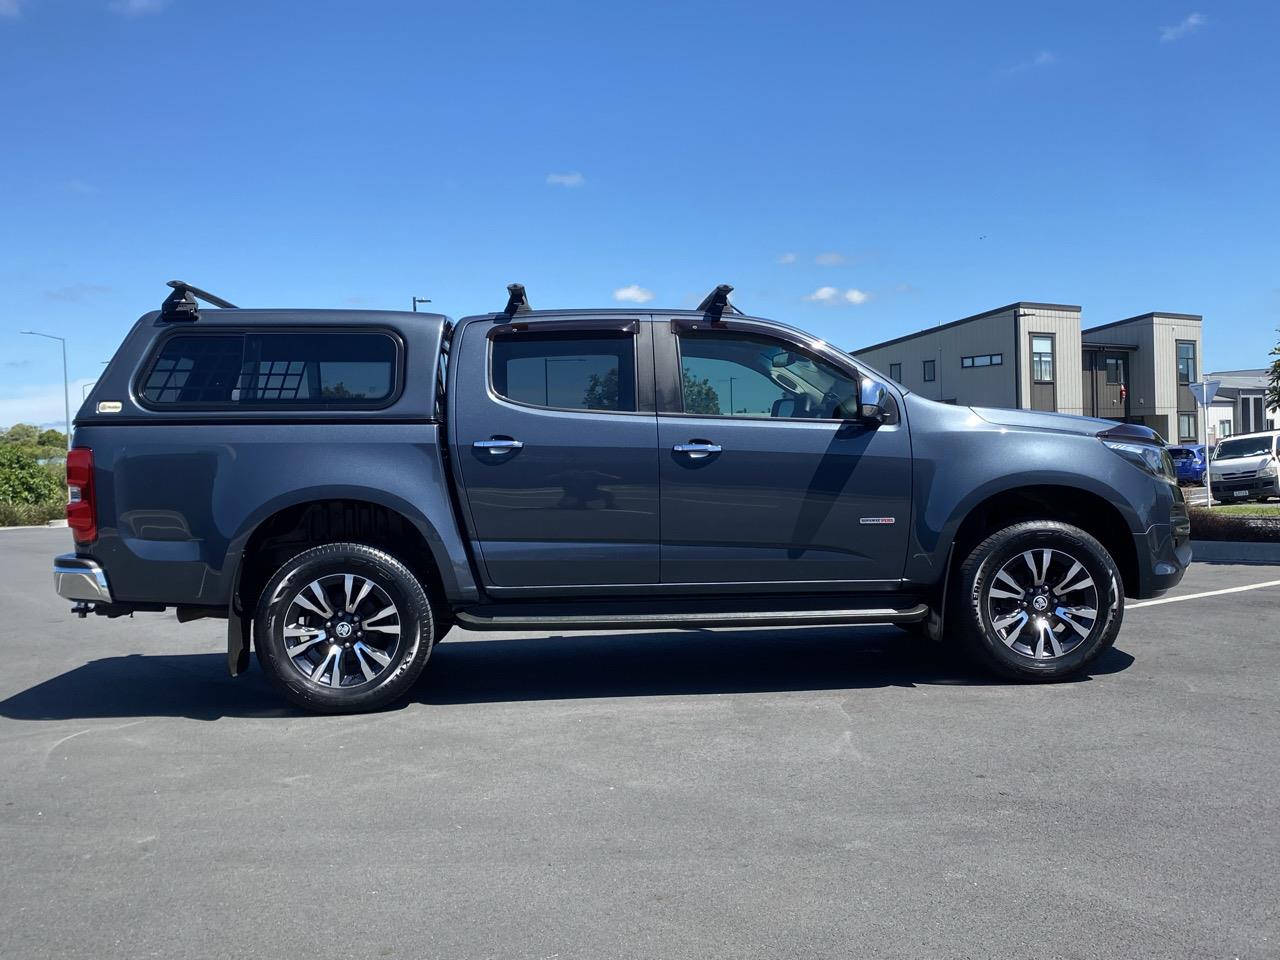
[1189,380,1221,508]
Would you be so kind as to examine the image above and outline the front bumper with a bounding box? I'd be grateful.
[53,554,113,603]
[1211,475,1279,500]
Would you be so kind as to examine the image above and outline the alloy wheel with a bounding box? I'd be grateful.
[282,573,402,688]
[985,548,1100,661]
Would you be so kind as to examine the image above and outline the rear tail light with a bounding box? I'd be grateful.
[66,448,97,544]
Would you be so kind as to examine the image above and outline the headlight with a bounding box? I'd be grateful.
[1261,460,1279,478]
[1103,440,1175,481]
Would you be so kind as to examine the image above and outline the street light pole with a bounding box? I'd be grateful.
[21,330,70,451]
[412,297,431,312]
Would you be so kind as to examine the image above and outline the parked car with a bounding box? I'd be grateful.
[52,281,1192,713]
[1167,443,1207,485]
[1208,430,1280,503]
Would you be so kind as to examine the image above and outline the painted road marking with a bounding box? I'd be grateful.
[1129,579,1280,609]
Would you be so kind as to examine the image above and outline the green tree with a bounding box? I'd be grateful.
[681,368,721,415]
[37,428,66,448]
[1267,328,1279,412]
[1,423,40,446]
[0,446,65,505]
[583,368,619,410]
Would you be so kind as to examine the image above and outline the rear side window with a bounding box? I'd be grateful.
[141,332,399,407]
[490,333,636,412]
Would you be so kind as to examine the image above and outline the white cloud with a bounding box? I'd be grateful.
[46,284,111,302]
[777,252,797,265]
[108,0,170,14]
[613,284,654,304]
[806,286,871,305]
[546,171,585,188]
[0,380,98,431]
[814,252,846,266]
[1160,13,1205,41]
[0,0,24,19]
[1033,50,1057,66]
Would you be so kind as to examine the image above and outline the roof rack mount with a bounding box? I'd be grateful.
[696,284,741,320]
[504,283,531,317]
[161,280,238,322]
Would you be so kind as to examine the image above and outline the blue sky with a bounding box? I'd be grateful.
[2,0,1277,427]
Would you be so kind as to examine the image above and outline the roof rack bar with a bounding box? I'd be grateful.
[161,280,238,322]
[696,284,740,320]
[504,282,531,317]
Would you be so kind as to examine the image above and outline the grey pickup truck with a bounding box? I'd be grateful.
[53,281,1191,713]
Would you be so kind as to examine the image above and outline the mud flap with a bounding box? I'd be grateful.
[227,559,252,676]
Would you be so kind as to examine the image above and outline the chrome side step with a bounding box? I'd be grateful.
[454,601,929,632]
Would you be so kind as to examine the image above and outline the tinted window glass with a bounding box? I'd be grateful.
[491,334,636,412]
[142,333,398,406]
[677,332,860,419]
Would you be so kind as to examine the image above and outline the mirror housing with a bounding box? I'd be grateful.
[855,378,891,426]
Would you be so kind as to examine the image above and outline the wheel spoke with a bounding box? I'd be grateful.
[995,611,1029,647]
[1034,620,1051,658]
[363,623,400,635]
[330,650,343,687]
[1054,561,1083,594]
[286,636,325,658]
[283,625,324,639]
[292,592,328,618]
[1057,573,1095,594]
[309,582,335,618]
[343,574,354,614]
[1057,610,1093,639]
[363,604,397,626]
[310,645,338,682]
[994,568,1026,598]
[354,641,391,667]
[353,644,380,681]
[350,578,373,613]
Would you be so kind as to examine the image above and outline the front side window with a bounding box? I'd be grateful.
[676,331,861,419]
[1177,341,1196,384]
[1031,336,1055,383]
[1178,413,1197,442]
[141,332,398,406]
[491,333,636,412]
[922,359,936,382]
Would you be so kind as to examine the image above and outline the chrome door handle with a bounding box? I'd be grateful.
[673,442,722,458]
[474,438,523,454]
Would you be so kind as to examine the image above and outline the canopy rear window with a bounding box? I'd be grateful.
[139,332,400,408]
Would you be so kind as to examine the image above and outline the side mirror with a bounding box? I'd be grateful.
[851,379,890,425]
[771,351,796,368]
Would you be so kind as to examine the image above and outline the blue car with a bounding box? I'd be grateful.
[1168,444,1207,485]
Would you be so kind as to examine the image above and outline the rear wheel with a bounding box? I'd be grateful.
[956,521,1123,681]
[255,542,435,714]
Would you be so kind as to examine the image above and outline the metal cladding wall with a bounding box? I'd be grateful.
[1016,305,1084,416]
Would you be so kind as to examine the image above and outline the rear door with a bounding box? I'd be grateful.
[451,316,659,590]
[654,317,911,588]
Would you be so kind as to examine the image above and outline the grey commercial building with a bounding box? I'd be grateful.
[852,302,1204,444]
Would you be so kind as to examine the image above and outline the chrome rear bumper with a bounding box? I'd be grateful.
[53,554,113,603]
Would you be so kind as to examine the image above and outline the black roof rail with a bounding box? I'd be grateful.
[696,284,740,320]
[160,280,238,322]
[503,282,531,317]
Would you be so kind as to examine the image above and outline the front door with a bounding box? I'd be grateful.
[654,319,911,588]
[451,317,659,589]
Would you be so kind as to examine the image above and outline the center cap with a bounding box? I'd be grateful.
[1032,595,1049,612]
[334,622,353,639]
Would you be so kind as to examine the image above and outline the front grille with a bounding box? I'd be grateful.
[1220,470,1256,481]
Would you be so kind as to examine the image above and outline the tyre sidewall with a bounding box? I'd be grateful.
[256,543,433,713]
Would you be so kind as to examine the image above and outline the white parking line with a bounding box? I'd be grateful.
[1129,579,1280,609]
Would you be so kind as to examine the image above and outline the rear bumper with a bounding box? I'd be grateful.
[53,554,113,603]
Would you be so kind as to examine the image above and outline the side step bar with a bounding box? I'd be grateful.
[454,600,930,632]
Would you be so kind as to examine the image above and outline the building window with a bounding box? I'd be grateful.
[1104,357,1123,385]
[922,359,936,382]
[1177,341,1196,384]
[889,363,902,383]
[1218,419,1232,439]
[961,353,1003,368]
[1178,413,1197,442]
[1031,336,1054,383]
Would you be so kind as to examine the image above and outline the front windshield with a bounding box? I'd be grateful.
[1214,436,1276,460]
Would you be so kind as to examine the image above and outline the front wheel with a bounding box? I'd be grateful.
[255,542,436,714]
[956,521,1123,681]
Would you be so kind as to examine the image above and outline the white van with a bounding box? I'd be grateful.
[1209,430,1280,503]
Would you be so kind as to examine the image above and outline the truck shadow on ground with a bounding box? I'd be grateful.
[0,627,1135,722]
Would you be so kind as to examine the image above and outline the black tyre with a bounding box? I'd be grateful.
[255,542,435,714]
[955,521,1123,681]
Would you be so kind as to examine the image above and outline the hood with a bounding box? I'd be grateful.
[969,406,1161,442]
[1210,453,1274,476]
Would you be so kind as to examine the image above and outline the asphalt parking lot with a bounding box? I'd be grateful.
[2,527,1278,960]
